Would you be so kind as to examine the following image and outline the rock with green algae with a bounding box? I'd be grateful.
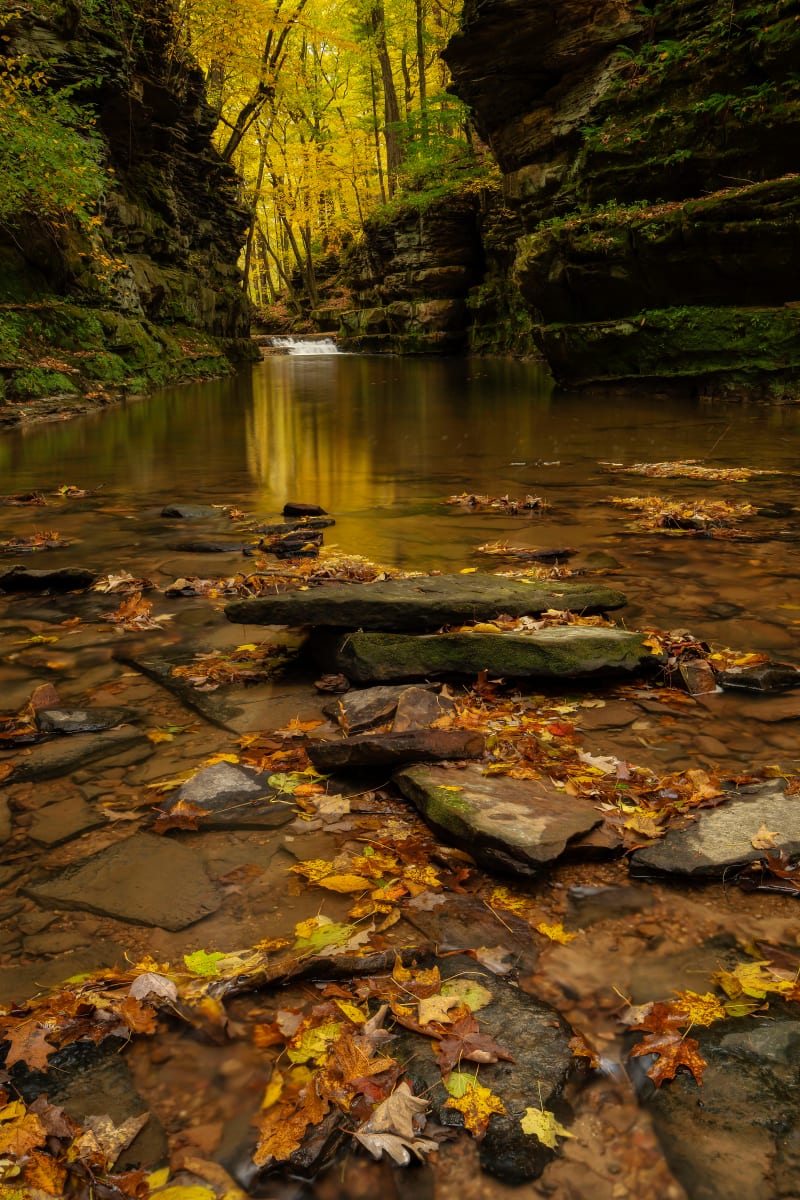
[225,574,627,632]
[395,762,601,875]
[313,626,661,684]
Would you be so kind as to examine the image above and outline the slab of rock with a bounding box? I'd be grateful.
[307,728,484,773]
[0,566,96,593]
[23,832,224,929]
[316,627,660,685]
[324,684,453,733]
[35,707,135,735]
[717,660,800,692]
[567,884,654,927]
[0,946,124,1006]
[395,763,601,875]
[166,762,294,830]
[225,574,627,631]
[253,518,335,534]
[644,1011,800,1200]
[679,659,718,696]
[28,794,107,846]
[161,503,219,519]
[1,727,146,786]
[397,954,573,1183]
[171,541,247,553]
[630,780,800,878]
[0,796,10,842]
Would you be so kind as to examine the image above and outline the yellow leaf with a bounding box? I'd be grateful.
[142,1188,216,1200]
[444,1071,506,1136]
[670,990,725,1027]
[203,753,240,766]
[316,874,370,894]
[535,922,577,944]
[147,1167,171,1189]
[146,728,174,744]
[260,1071,284,1110]
[712,961,794,1001]
[460,567,478,573]
[520,1106,576,1148]
[335,1001,367,1024]
[287,1020,344,1064]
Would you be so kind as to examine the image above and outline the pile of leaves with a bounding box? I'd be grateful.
[0,531,72,554]
[0,491,47,506]
[607,495,757,532]
[170,642,294,691]
[475,542,576,562]
[101,593,171,632]
[446,493,548,512]
[601,459,779,482]
[92,572,155,595]
[614,956,800,1088]
[446,611,614,635]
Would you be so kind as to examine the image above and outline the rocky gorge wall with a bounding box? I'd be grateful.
[0,1,254,422]
[344,0,800,392]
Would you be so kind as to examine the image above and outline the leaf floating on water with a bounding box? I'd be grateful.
[535,922,578,944]
[607,494,757,533]
[629,1030,707,1086]
[445,493,549,512]
[520,1106,576,1148]
[183,950,226,978]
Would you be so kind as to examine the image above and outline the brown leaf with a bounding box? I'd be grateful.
[629,1030,706,1086]
[152,799,206,834]
[2,1022,59,1070]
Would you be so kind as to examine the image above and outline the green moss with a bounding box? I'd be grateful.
[9,368,79,399]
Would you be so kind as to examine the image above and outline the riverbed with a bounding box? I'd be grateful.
[1,352,799,1200]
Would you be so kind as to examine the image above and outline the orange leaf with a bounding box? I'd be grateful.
[629,1030,706,1086]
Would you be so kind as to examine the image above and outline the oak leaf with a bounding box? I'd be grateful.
[629,1030,706,1086]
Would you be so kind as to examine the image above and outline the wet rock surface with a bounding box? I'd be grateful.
[28,793,108,845]
[1,727,147,784]
[318,626,660,684]
[630,780,800,878]
[35,707,136,735]
[307,728,485,772]
[717,661,800,692]
[225,575,627,631]
[646,1009,800,1200]
[23,832,225,929]
[395,762,602,875]
[0,566,97,593]
[165,761,295,830]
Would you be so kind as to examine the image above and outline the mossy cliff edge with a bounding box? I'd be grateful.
[442,0,800,389]
[0,1,255,423]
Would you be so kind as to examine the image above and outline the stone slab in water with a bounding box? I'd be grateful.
[161,503,220,519]
[0,566,96,593]
[224,574,627,632]
[0,727,146,786]
[306,728,484,773]
[252,518,335,534]
[644,1012,800,1200]
[35,707,135,735]
[29,794,108,846]
[395,762,601,875]
[396,954,573,1183]
[630,780,800,878]
[168,762,294,830]
[324,683,453,733]
[23,832,224,929]
[171,541,248,553]
[318,627,660,685]
[0,945,124,1006]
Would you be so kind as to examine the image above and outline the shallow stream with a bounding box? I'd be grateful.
[1,352,799,1200]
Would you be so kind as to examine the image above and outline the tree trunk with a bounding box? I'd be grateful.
[367,1,403,194]
[415,0,428,141]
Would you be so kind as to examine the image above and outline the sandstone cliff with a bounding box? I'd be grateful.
[444,0,800,389]
[0,0,253,421]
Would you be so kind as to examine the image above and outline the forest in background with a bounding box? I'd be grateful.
[0,0,484,321]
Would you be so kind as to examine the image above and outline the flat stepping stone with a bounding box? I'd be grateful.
[0,945,124,1006]
[29,794,107,846]
[306,728,484,772]
[165,762,295,830]
[0,727,146,786]
[0,567,96,593]
[252,518,335,534]
[395,763,601,875]
[630,779,800,878]
[23,832,224,930]
[35,707,135,735]
[315,627,660,684]
[225,574,627,632]
[718,661,800,692]
[171,541,247,553]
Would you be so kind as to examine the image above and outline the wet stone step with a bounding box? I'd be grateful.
[225,574,628,632]
[0,727,148,786]
[162,761,295,830]
[315,627,661,685]
[0,566,97,593]
[395,762,602,876]
[306,728,485,772]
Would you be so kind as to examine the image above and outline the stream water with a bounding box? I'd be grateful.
[1,353,800,1199]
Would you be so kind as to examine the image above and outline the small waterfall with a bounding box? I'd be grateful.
[267,336,339,355]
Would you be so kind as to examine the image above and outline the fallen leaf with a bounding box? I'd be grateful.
[183,950,226,978]
[520,1106,576,1149]
[444,1071,505,1137]
[750,824,780,850]
[535,922,578,944]
[629,1030,706,1086]
[354,1130,439,1165]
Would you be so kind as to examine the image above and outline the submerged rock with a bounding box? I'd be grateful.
[645,1009,800,1200]
[395,763,601,875]
[23,832,224,929]
[283,502,328,517]
[166,762,294,830]
[0,727,145,786]
[316,627,660,685]
[0,567,96,593]
[225,574,627,631]
[306,728,484,772]
[28,794,107,846]
[161,503,220,519]
[35,707,135,735]
[630,780,800,878]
